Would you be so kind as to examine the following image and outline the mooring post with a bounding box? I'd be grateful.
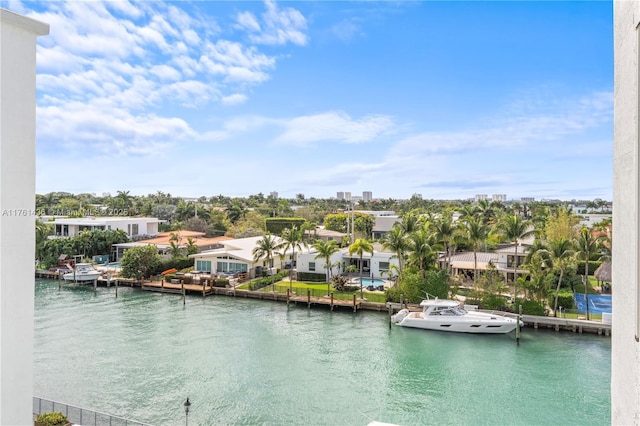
[93,279,97,292]
[286,288,290,306]
[182,279,185,306]
[307,289,311,309]
[516,304,522,346]
[330,292,334,311]
[388,304,392,329]
[353,294,357,313]
[115,279,118,298]
[58,271,61,290]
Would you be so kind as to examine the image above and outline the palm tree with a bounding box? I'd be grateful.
[279,226,306,293]
[433,213,456,274]
[461,216,489,284]
[543,237,575,317]
[496,214,535,299]
[348,238,374,299]
[406,225,438,279]
[312,240,340,295]
[35,221,53,264]
[575,226,602,320]
[381,225,408,272]
[252,234,280,290]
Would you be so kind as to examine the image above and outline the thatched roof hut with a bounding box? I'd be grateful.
[594,262,611,283]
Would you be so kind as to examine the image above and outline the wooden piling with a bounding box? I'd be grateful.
[58,272,61,290]
[115,279,118,298]
[307,289,311,309]
[286,288,290,306]
[353,294,356,313]
[388,304,392,329]
[182,279,185,305]
[330,293,334,311]
[93,279,97,292]
[516,304,522,346]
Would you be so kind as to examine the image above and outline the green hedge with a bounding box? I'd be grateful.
[35,412,69,426]
[265,218,307,235]
[296,272,326,282]
[151,257,194,276]
[214,278,229,288]
[577,260,602,276]
[551,291,576,310]
[515,299,547,316]
[248,271,289,290]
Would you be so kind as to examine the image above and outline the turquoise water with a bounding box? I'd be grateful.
[34,279,611,425]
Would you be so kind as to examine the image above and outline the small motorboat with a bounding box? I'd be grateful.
[391,296,521,334]
[63,263,102,282]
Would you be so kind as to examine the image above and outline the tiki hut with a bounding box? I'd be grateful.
[594,262,612,293]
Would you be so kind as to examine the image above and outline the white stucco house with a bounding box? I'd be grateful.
[444,244,530,282]
[189,236,313,278]
[296,243,400,280]
[50,216,162,239]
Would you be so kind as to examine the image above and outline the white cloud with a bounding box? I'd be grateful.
[275,112,394,146]
[221,93,248,105]
[236,0,308,46]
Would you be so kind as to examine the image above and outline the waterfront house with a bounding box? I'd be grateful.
[295,243,399,279]
[50,216,162,239]
[189,236,314,278]
[112,231,231,261]
[443,243,530,282]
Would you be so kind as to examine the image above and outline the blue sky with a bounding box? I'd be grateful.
[12,0,613,200]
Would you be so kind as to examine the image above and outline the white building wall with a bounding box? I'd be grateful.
[613,1,640,423]
[0,9,49,425]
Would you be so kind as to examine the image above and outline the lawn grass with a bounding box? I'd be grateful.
[236,279,387,303]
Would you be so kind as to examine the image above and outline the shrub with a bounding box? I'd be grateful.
[480,294,510,311]
[35,412,69,426]
[514,299,547,316]
[577,260,602,276]
[551,291,576,310]
[296,272,326,282]
[265,218,307,235]
[214,278,229,288]
[330,274,349,291]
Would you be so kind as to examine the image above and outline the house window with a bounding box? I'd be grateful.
[131,224,139,236]
[196,260,212,273]
[379,262,390,271]
[309,262,316,272]
[217,262,248,273]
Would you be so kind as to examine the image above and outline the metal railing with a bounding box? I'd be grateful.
[33,397,152,426]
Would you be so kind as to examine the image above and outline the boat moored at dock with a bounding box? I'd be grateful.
[63,263,102,282]
[391,297,521,334]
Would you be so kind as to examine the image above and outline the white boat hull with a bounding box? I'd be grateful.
[63,271,102,282]
[393,310,519,334]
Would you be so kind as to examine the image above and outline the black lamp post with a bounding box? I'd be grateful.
[184,397,191,426]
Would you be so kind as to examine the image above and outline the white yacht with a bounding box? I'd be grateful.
[391,297,521,334]
[63,263,102,282]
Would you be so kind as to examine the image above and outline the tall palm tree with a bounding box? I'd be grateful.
[279,226,306,293]
[497,214,535,299]
[348,238,374,299]
[35,221,53,264]
[462,216,489,284]
[381,225,408,272]
[407,225,438,279]
[252,234,281,290]
[433,213,456,274]
[312,239,340,295]
[542,237,575,317]
[575,226,602,320]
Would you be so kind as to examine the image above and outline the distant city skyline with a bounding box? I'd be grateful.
[14,1,612,200]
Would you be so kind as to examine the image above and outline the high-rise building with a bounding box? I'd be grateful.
[521,197,535,203]
[362,191,373,201]
[344,192,352,201]
[336,191,345,200]
[492,194,507,202]
[270,191,278,199]
[475,194,488,202]
[412,193,423,199]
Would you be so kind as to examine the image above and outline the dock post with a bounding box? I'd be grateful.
[286,288,290,306]
[515,304,522,345]
[353,294,356,313]
[202,280,205,297]
[58,272,61,290]
[115,279,118,298]
[93,279,97,292]
[161,277,164,290]
[182,280,186,305]
[307,289,311,309]
[330,292,334,311]
[388,304,392,329]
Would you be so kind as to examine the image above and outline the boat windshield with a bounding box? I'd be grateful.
[430,306,467,316]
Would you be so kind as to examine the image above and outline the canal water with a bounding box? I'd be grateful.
[34,279,611,425]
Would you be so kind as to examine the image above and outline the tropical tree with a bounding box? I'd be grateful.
[35,221,53,264]
[348,238,374,299]
[461,216,489,284]
[541,237,576,316]
[185,237,198,256]
[433,213,456,274]
[381,225,408,273]
[279,226,306,292]
[120,245,161,280]
[575,226,602,320]
[312,239,340,295]
[406,226,438,279]
[252,234,280,289]
[496,214,535,298]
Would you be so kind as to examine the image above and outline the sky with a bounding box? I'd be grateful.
[11,0,613,201]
